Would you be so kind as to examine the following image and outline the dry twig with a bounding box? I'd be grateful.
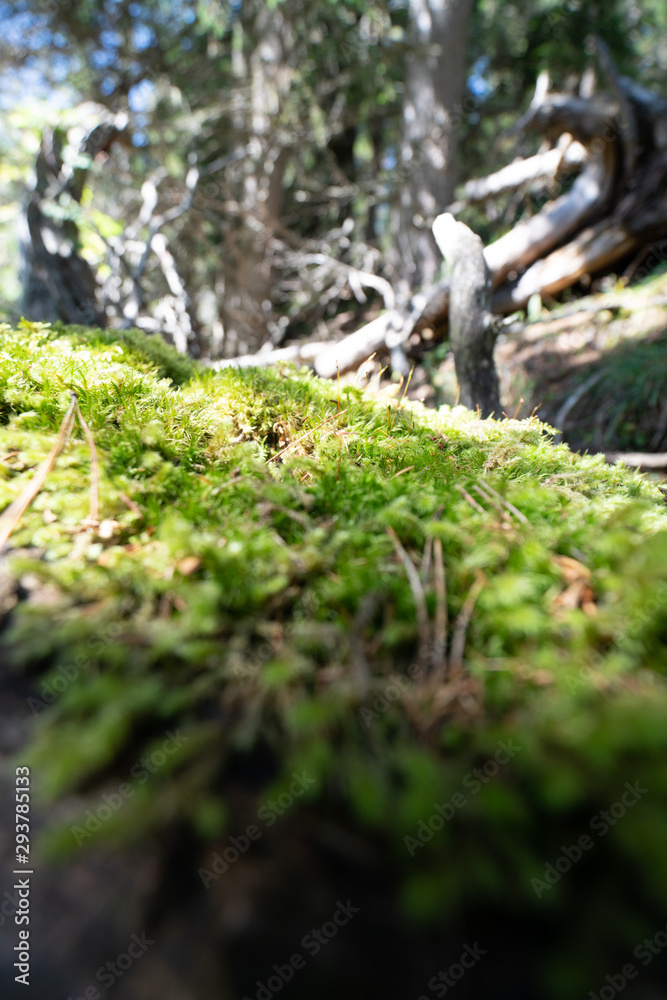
[431,537,448,680]
[0,393,78,551]
[455,482,486,514]
[267,409,348,463]
[386,527,431,664]
[75,400,99,526]
[448,571,486,675]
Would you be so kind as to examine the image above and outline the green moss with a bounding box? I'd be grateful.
[2,320,667,997]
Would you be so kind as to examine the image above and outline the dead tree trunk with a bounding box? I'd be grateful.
[20,113,126,327]
[432,214,500,417]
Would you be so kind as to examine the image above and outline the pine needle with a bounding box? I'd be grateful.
[431,536,448,679]
[386,526,431,662]
[449,570,485,675]
[267,408,348,462]
[420,535,433,583]
[75,399,99,526]
[455,482,485,514]
[475,478,529,524]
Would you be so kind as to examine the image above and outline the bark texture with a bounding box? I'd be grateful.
[396,0,475,287]
[20,115,125,327]
[433,214,500,417]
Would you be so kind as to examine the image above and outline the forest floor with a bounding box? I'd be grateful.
[387,269,667,468]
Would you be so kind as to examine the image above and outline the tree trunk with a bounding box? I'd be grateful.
[219,5,292,356]
[396,0,474,288]
[432,214,500,417]
[19,116,124,327]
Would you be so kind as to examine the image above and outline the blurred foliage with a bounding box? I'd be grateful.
[1,320,667,996]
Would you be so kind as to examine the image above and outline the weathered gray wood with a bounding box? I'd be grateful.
[313,311,400,379]
[484,143,617,287]
[606,453,667,470]
[432,214,500,417]
[211,340,329,370]
[518,92,617,145]
[409,278,451,336]
[447,136,586,212]
[491,218,638,313]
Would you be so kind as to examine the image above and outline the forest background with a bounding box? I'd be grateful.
[2,0,666,384]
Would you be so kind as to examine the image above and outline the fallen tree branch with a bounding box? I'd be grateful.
[594,36,638,185]
[408,279,451,336]
[297,253,395,311]
[605,453,667,470]
[447,134,587,212]
[313,310,401,379]
[491,218,639,313]
[211,340,329,370]
[484,142,617,286]
[517,92,617,145]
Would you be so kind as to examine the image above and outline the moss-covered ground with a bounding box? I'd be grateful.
[1,320,667,999]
